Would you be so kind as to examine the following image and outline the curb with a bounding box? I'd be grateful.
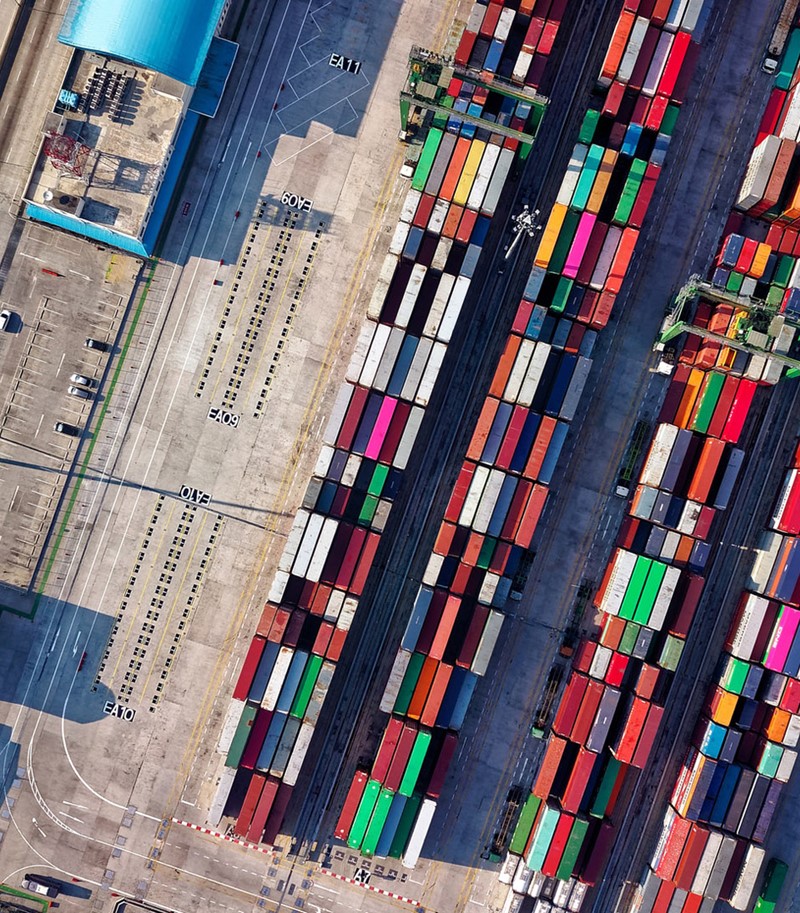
[320,868,421,906]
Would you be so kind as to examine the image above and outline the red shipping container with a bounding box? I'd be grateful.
[457,605,491,668]
[426,731,459,798]
[413,193,436,229]
[479,2,501,37]
[522,16,546,54]
[655,815,692,880]
[576,221,609,286]
[673,825,709,892]
[706,375,739,439]
[571,680,605,745]
[629,163,661,228]
[605,651,629,687]
[454,30,477,67]
[463,531,485,567]
[256,603,277,638]
[512,298,535,334]
[337,385,369,450]
[590,291,617,329]
[612,697,649,763]
[635,664,661,699]
[456,208,479,244]
[682,895,704,913]
[538,20,560,56]
[686,438,726,503]
[445,462,476,522]
[501,479,534,539]
[298,578,317,609]
[780,676,800,713]
[721,379,756,444]
[488,541,512,575]
[656,30,691,97]
[650,0,672,23]
[233,636,268,700]
[497,406,529,469]
[312,621,335,656]
[515,484,548,547]
[578,290,599,324]
[268,608,291,643]
[335,526,368,591]
[757,88,787,144]
[603,81,626,117]
[533,735,567,798]
[604,228,639,295]
[385,725,418,792]
[651,878,675,913]
[335,770,368,839]
[246,778,279,844]
[573,639,597,674]
[645,94,668,132]
[631,94,650,128]
[372,718,404,783]
[235,772,266,838]
[326,626,347,661]
[350,531,379,596]
[694,505,716,540]
[560,748,597,814]
[553,673,589,736]
[632,703,664,768]
[542,812,575,876]
[310,584,331,617]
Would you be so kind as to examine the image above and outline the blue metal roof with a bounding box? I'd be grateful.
[58,0,227,86]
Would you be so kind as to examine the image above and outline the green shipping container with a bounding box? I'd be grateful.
[726,271,744,293]
[476,536,497,570]
[659,634,684,671]
[225,703,258,768]
[551,276,574,314]
[773,255,795,288]
[721,656,749,695]
[359,494,379,525]
[777,29,800,90]
[767,284,785,307]
[348,779,381,849]
[578,109,600,145]
[550,211,582,274]
[613,159,648,225]
[388,793,422,857]
[399,731,432,797]
[290,654,323,719]
[758,742,783,778]
[633,561,667,626]
[368,464,389,497]
[509,793,542,856]
[361,787,396,857]
[431,95,453,130]
[572,144,604,210]
[690,371,725,434]
[526,804,560,871]
[412,129,444,191]
[394,653,425,715]
[661,104,680,136]
[555,817,590,880]
[590,756,623,818]
[619,557,652,621]
[619,621,641,656]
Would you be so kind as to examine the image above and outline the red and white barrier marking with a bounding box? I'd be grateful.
[171,818,272,854]
[320,868,420,906]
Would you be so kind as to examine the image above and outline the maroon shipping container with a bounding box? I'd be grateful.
[571,679,605,745]
[457,605,490,668]
[233,636,268,701]
[533,735,568,799]
[267,608,291,643]
[445,462,476,522]
[427,731,459,798]
[719,839,748,902]
[335,526,368,591]
[283,609,307,649]
[350,532,380,596]
[379,401,412,464]
[385,725,418,792]
[632,703,664,768]
[670,574,704,638]
[579,820,616,885]
[372,717,404,783]
[240,708,274,769]
[320,523,355,586]
[659,365,691,424]
[560,747,597,814]
[552,673,589,737]
[337,385,370,450]
[263,781,293,845]
[628,26,660,92]
[416,590,448,655]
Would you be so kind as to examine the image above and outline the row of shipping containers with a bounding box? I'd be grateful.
[336,0,715,880]
[211,0,557,849]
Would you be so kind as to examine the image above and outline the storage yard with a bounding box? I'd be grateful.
[2,0,800,912]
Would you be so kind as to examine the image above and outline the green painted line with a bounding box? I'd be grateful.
[0,884,49,911]
[22,263,158,619]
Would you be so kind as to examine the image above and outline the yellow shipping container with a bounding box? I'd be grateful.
[586,149,618,215]
[674,367,704,429]
[749,242,771,279]
[534,203,568,269]
[452,140,487,207]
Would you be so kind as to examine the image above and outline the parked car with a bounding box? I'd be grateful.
[69,373,93,387]
[54,421,80,435]
[0,309,11,331]
[84,337,109,351]
[68,385,91,399]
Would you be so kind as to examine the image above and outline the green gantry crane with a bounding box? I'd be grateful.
[400,46,548,159]
[658,276,800,379]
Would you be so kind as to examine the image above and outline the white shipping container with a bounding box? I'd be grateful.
[283,721,315,787]
[567,881,588,913]
[302,477,323,511]
[396,263,428,328]
[664,0,690,31]
[589,644,613,680]
[302,515,337,582]
[393,405,425,470]
[380,648,413,712]
[600,549,638,616]
[473,468,506,533]
[776,746,797,781]
[730,593,769,659]
[341,453,362,487]
[648,566,682,632]
[728,844,765,911]
[423,551,445,587]
[346,322,377,384]
[642,31,674,97]
[660,530,681,562]
[690,830,723,895]
[373,326,405,392]
[779,87,800,142]
[560,356,592,423]
[431,236,453,271]
[513,49,533,84]
[748,530,783,593]
[641,424,679,488]
[527,871,546,898]
[557,144,589,207]
[552,878,573,909]
[590,225,623,290]
[291,513,325,578]
[504,338,536,402]
[745,353,768,381]
[337,596,358,632]
[481,147,514,217]
[279,509,312,573]
[313,444,334,480]
[305,661,335,726]
[466,2,486,32]
[389,220,411,257]
[517,342,551,407]
[677,500,702,535]
[495,6,515,41]
[650,807,677,870]
[472,609,504,675]
[400,188,422,223]
[368,254,399,320]
[680,0,706,34]
[323,587,345,623]
[401,337,434,402]
[268,569,289,604]
[428,197,450,235]
[783,714,800,747]
[217,698,247,756]
[460,464,491,527]
[512,858,534,895]
[467,142,501,211]
[207,764,237,826]
[618,17,650,84]
[372,499,391,532]
[358,323,391,388]
[402,797,437,868]
[772,323,796,355]
[439,275,471,343]
[261,646,294,711]
[415,341,447,407]
[423,273,456,339]
[323,382,354,446]
[737,135,782,211]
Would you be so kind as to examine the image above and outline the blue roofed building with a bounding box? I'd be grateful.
[23,0,237,256]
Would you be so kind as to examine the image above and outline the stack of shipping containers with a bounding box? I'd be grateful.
[212,0,561,849]
[335,0,713,875]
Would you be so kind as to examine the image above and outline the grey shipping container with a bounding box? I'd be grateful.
[713,448,745,510]
[586,686,621,752]
[270,715,302,777]
[703,835,737,899]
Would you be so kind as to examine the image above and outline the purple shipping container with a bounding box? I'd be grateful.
[774,540,800,603]
[661,430,694,492]
[751,779,782,843]
[737,775,771,840]
[723,769,755,833]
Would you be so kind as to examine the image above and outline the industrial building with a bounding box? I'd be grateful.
[23,0,237,256]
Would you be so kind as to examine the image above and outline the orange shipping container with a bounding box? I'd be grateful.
[524,416,557,479]
[467,397,500,460]
[765,706,791,742]
[533,735,567,798]
[686,437,726,503]
[489,336,522,397]
[709,686,738,726]
[429,594,462,660]
[434,521,457,557]
[515,484,548,547]
[407,656,439,719]
[442,204,464,238]
[586,149,618,215]
[605,227,639,295]
[600,10,636,82]
[674,368,705,428]
[535,203,569,269]
[463,531,485,566]
[674,535,695,566]
[439,138,472,201]
[420,662,454,727]
[600,615,626,650]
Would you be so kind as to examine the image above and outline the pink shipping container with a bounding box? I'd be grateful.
[563,212,597,279]
[765,606,800,671]
[365,397,399,459]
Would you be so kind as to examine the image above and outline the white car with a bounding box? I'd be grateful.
[22,877,58,897]
[68,385,92,399]
[69,372,92,387]
[0,309,10,331]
